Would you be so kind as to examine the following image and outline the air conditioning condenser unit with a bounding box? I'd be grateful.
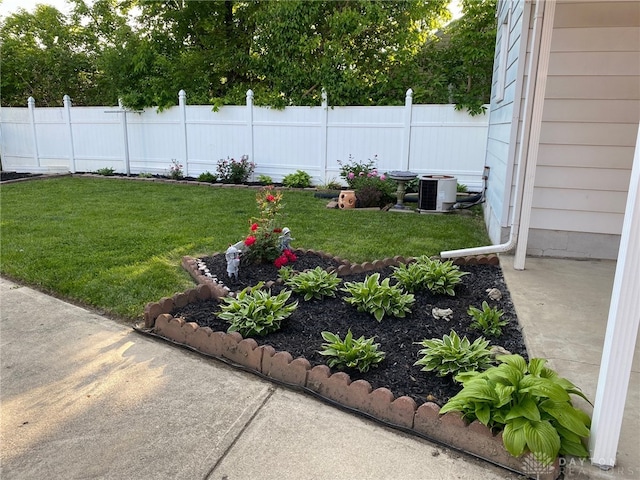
[418,175,457,213]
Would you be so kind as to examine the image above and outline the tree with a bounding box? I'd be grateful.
[410,0,498,114]
[0,4,102,106]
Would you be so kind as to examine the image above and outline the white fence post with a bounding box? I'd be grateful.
[321,88,329,184]
[179,90,189,176]
[27,97,40,169]
[118,99,131,176]
[246,89,254,169]
[63,95,76,173]
[402,88,413,171]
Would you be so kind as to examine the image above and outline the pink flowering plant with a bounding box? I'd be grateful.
[242,186,292,266]
[337,155,396,207]
[216,154,255,184]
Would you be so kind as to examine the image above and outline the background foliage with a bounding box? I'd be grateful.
[1,0,496,114]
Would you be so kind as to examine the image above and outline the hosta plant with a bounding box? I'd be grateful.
[342,272,415,322]
[392,256,469,295]
[441,355,591,465]
[218,282,298,337]
[468,301,508,337]
[284,267,341,301]
[318,330,385,373]
[414,330,493,378]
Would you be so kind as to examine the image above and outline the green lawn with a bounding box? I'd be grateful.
[0,177,490,321]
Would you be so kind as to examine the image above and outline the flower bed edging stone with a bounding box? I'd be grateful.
[143,252,559,480]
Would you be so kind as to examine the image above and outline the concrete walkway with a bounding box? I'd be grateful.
[500,256,639,480]
[1,256,638,479]
[0,277,521,480]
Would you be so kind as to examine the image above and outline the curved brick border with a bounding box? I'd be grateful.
[143,252,558,480]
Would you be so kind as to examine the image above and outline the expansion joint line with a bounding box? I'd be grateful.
[202,386,276,480]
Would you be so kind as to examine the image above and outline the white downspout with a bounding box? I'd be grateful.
[512,0,556,269]
[441,0,546,261]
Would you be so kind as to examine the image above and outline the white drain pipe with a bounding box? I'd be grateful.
[441,0,550,267]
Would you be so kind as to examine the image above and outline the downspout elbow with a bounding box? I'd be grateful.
[440,236,517,259]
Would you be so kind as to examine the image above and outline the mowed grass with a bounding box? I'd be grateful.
[0,177,490,321]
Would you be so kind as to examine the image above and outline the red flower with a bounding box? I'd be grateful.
[250,223,259,231]
[266,194,275,202]
[274,255,288,268]
[244,235,256,247]
[273,228,282,233]
[284,250,297,262]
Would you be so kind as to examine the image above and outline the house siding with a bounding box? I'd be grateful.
[528,0,640,259]
[484,0,529,243]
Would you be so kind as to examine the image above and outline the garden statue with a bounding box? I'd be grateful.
[279,227,294,251]
[225,245,241,280]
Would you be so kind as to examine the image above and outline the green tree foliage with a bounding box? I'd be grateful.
[1,0,496,113]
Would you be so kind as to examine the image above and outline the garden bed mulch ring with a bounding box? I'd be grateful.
[140,251,560,480]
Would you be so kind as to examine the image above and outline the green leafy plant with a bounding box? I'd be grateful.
[282,170,312,188]
[218,282,298,337]
[457,182,469,193]
[317,178,342,191]
[138,172,153,178]
[337,155,395,207]
[257,174,273,185]
[95,167,115,176]
[284,266,341,301]
[342,272,415,322]
[197,171,217,183]
[277,265,295,282]
[168,159,183,180]
[468,301,508,337]
[393,256,469,295]
[318,330,385,373]
[441,354,591,465]
[414,330,493,378]
[216,155,255,184]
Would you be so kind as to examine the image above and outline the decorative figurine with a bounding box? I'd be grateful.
[279,227,294,251]
[225,245,241,280]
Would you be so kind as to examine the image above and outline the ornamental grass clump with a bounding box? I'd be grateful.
[468,301,508,337]
[441,354,591,465]
[414,330,493,378]
[218,282,298,337]
[284,267,341,301]
[341,272,415,322]
[318,330,385,373]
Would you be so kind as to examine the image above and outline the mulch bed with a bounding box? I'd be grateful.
[173,252,527,407]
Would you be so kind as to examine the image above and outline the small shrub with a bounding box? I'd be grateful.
[319,329,385,373]
[414,330,493,378]
[393,256,469,296]
[441,355,591,464]
[168,159,183,180]
[216,154,255,184]
[342,272,415,322]
[457,182,469,193]
[284,266,341,301]
[257,174,273,185]
[138,172,153,178]
[218,282,298,337]
[282,170,312,188]
[468,301,508,337]
[197,171,217,183]
[95,167,115,176]
[242,186,285,265]
[337,155,376,187]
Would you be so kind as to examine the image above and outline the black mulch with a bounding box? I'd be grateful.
[172,252,528,407]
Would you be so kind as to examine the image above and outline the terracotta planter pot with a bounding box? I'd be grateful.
[338,190,357,209]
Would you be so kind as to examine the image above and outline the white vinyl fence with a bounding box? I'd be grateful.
[0,90,489,189]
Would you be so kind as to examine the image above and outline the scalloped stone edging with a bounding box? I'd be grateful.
[142,252,559,479]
